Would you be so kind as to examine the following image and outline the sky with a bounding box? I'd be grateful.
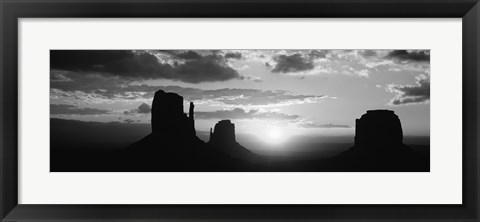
[50,49,430,146]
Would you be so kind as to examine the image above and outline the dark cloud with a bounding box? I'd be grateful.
[225,52,242,59]
[175,50,202,60]
[386,50,430,62]
[50,50,242,83]
[174,54,242,83]
[51,104,110,115]
[299,122,350,128]
[271,54,315,73]
[195,108,299,120]
[388,75,430,105]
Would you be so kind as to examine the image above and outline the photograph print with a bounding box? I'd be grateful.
[50,49,430,172]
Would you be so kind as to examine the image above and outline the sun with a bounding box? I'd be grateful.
[263,127,287,145]
[268,128,282,140]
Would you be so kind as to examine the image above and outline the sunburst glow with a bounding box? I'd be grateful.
[262,127,288,145]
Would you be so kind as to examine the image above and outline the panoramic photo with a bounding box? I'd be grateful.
[50,49,430,172]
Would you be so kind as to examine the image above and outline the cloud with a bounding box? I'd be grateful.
[51,71,73,82]
[173,55,242,83]
[224,52,242,59]
[195,108,299,120]
[364,60,394,68]
[388,68,402,72]
[51,104,110,115]
[181,87,326,108]
[309,50,328,59]
[298,122,351,128]
[175,50,202,60]
[387,74,430,105]
[50,50,243,83]
[323,50,429,75]
[257,49,428,78]
[51,75,327,108]
[50,71,158,101]
[385,50,430,62]
[359,50,377,58]
[241,50,327,68]
[271,54,315,73]
[357,69,370,77]
[339,65,370,78]
[243,76,263,82]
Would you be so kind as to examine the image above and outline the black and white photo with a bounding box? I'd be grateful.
[50,49,430,172]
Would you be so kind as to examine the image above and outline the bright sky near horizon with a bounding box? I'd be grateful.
[50,50,430,143]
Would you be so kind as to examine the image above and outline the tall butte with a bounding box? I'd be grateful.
[151,90,195,139]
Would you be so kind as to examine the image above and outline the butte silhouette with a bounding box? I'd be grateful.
[114,90,253,172]
[330,110,429,172]
[208,120,259,163]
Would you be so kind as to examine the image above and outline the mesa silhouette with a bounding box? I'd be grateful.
[50,90,429,172]
[208,120,260,163]
[326,110,429,171]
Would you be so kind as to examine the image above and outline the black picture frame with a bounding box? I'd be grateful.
[1,0,479,221]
